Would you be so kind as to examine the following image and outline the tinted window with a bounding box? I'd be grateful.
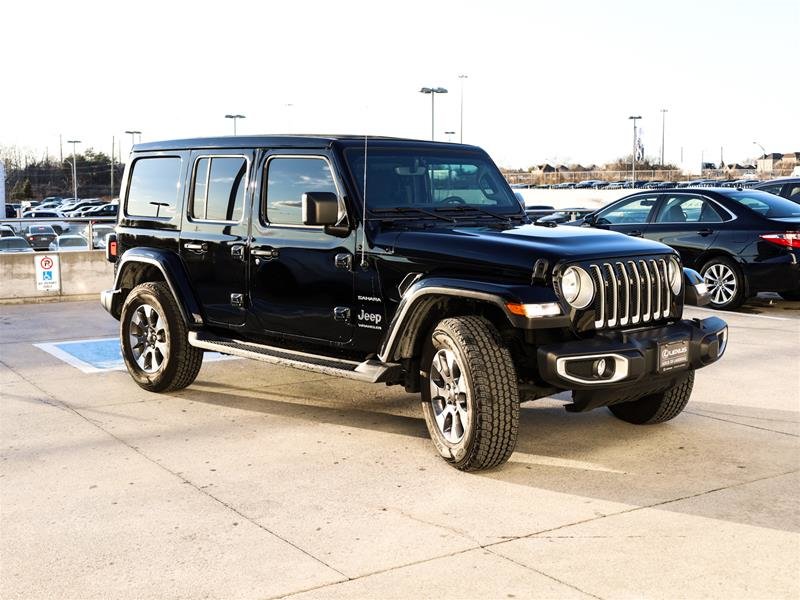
[126,157,181,218]
[785,185,800,201]
[655,195,722,223]
[0,238,29,249]
[191,157,247,222]
[726,190,800,218]
[756,182,784,195]
[265,157,336,225]
[596,196,658,224]
[28,226,55,234]
[60,237,85,247]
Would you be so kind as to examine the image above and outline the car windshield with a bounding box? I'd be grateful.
[60,237,85,247]
[0,238,30,249]
[726,190,800,218]
[345,148,521,214]
[29,226,54,234]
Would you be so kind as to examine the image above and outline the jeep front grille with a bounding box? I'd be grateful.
[589,258,672,329]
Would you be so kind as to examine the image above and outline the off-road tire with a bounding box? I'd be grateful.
[120,282,203,392]
[608,370,694,424]
[701,256,745,310]
[420,316,519,471]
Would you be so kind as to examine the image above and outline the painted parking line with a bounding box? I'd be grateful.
[34,337,238,374]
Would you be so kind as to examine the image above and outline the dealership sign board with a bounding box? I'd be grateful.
[35,254,61,292]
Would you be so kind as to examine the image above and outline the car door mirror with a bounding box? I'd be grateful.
[302,192,339,226]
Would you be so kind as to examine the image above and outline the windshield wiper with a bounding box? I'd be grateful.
[433,205,519,223]
[369,207,455,223]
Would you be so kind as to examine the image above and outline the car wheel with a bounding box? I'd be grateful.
[609,370,694,424]
[779,290,800,301]
[120,282,203,392]
[420,316,519,471]
[701,257,745,310]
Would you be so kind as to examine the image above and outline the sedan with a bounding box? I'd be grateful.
[22,225,58,250]
[571,188,800,308]
[49,235,90,252]
[0,237,35,253]
[752,178,800,203]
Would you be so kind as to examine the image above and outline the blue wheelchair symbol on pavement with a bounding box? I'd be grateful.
[42,270,53,281]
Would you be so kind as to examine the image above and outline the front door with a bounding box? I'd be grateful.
[645,193,721,269]
[179,150,253,327]
[589,194,660,237]
[246,151,355,345]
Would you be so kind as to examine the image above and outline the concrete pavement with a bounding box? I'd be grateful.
[1,298,798,599]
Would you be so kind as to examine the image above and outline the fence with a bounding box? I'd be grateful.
[503,168,795,187]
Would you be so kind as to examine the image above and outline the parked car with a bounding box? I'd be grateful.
[752,178,800,203]
[571,188,800,308]
[22,225,58,250]
[575,179,604,189]
[80,203,119,218]
[81,224,115,248]
[49,235,89,252]
[1,224,17,237]
[19,210,70,234]
[0,237,35,253]
[99,135,726,471]
[61,200,105,215]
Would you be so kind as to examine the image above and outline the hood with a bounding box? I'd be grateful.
[375,222,674,274]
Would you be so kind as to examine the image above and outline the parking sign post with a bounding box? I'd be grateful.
[35,254,61,293]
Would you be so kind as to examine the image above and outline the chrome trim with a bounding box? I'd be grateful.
[604,263,618,327]
[641,260,652,322]
[591,264,605,328]
[629,260,641,324]
[659,259,670,317]
[617,262,630,326]
[555,353,630,385]
[651,259,662,317]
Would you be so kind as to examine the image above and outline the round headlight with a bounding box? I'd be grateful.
[667,257,682,295]
[560,266,594,309]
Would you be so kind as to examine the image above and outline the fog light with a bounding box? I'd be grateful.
[593,358,614,378]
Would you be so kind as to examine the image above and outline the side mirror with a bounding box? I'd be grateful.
[582,213,596,226]
[683,267,710,306]
[302,192,339,226]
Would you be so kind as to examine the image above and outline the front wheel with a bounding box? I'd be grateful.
[608,370,694,424]
[420,316,519,471]
[120,282,203,392]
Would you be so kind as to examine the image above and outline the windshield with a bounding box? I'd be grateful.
[726,190,800,218]
[29,226,54,234]
[345,148,521,213]
[60,237,86,247]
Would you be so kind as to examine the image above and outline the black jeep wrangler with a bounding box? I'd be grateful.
[101,135,727,471]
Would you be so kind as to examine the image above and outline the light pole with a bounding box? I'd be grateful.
[66,140,81,200]
[660,108,668,167]
[225,114,246,135]
[419,87,448,141]
[628,116,641,185]
[444,131,455,142]
[125,130,141,155]
[753,141,766,157]
[458,74,468,143]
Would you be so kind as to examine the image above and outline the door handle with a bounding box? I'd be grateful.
[697,228,714,236]
[184,242,207,253]
[251,247,279,259]
[230,244,245,260]
[629,230,643,237]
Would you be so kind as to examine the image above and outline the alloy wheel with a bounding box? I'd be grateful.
[703,263,737,306]
[428,348,470,444]
[128,304,168,373]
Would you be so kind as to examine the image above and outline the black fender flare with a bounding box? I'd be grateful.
[107,247,204,326]
[377,277,566,362]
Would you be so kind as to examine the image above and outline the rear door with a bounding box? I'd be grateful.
[589,194,660,237]
[179,150,253,327]
[645,193,723,268]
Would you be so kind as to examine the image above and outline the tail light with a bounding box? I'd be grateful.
[105,233,118,263]
[760,233,800,249]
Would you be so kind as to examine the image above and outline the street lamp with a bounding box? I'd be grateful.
[419,87,448,141]
[125,130,141,156]
[66,140,81,200]
[444,131,456,142]
[628,116,641,185]
[458,74,468,143]
[753,141,766,157]
[660,109,668,167]
[225,114,246,135]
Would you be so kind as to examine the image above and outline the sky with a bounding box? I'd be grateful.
[1,0,798,170]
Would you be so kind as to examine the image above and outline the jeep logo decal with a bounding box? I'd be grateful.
[357,309,383,330]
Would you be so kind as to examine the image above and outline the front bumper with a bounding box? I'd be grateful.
[537,316,727,390]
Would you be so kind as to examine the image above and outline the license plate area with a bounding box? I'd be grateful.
[658,339,689,372]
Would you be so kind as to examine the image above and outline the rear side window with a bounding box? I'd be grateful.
[727,190,800,218]
[265,157,337,225]
[190,157,248,222]
[126,157,181,218]
[655,195,723,223]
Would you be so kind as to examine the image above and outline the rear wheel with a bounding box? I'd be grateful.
[608,370,694,424]
[120,282,203,392]
[420,316,519,471]
[701,257,745,310]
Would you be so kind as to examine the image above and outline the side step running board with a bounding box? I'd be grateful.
[188,331,401,384]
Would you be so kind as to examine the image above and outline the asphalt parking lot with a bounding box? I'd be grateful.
[1,297,798,599]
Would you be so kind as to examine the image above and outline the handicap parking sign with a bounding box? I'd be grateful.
[35,254,60,292]
[43,270,53,281]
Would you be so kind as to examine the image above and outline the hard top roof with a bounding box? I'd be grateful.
[132,135,482,153]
